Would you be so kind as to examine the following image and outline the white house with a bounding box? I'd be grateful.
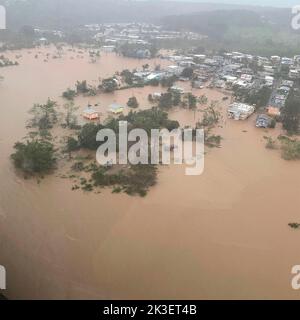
[166,65,183,76]
[289,69,300,79]
[227,103,255,120]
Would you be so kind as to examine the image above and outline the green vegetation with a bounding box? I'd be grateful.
[181,67,194,79]
[92,164,157,197]
[288,223,300,230]
[67,108,181,196]
[0,55,19,67]
[62,88,77,100]
[127,96,139,109]
[76,80,89,94]
[68,108,178,196]
[121,70,134,86]
[282,95,300,135]
[280,138,300,160]
[161,76,177,88]
[63,102,79,129]
[157,90,196,111]
[11,139,56,175]
[101,78,118,93]
[78,123,104,150]
[27,99,58,130]
[163,9,300,56]
[66,137,80,157]
[11,99,59,176]
[233,86,272,109]
[187,93,197,109]
[265,137,277,150]
[117,43,158,59]
[158,92,173,110]
[196,101,222,148]
[122,108,180,133]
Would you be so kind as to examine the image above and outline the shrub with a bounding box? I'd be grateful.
[127,96,139,109]
[62,88,76,100]
[11,139,56,174]
[265,137,276,150]
[281,139,300,160]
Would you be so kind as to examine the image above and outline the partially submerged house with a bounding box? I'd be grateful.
[256,114,273,128]
[166,65,183,76]
[82,107,99,120]
[227,103,255,120]
[109,103,124,114]
[152,92,162,100]
[146,72,165,82]
[170,86,184,94]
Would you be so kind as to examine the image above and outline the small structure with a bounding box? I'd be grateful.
[265,76,274,87]
[146,72,164,82]
[82,106,99,120]
[215,80,226,88]
[256,114,273,128]
[282,80,294,88]
[193,80,204,89]
[170,86,184,94]
[240,74,253,82]
[167,65,183,76]
[267,105,281,117]
[289,69,300,79]
[38,37,48,46]
[136,49,151,59]
[227,103,255,120]
[109,103,124,114]
[102,45,116,53]
[151,92,162,101]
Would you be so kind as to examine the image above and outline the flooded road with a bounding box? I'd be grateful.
[0,47,300,299]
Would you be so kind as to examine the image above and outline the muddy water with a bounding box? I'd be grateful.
[0,47,300,299]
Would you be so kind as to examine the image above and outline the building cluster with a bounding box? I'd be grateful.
[34,28,64,40]
[85,23,205,56]
[157,50,300,128]
[87,23,204,43]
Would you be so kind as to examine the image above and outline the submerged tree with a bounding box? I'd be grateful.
[65,137,80,159]
[28,99,58,130]
[181,67,194,79]
[186,93,197,118]
[127,96,139,109]
[158,92,173,110]
[101,78,118,93]
[282,95,300,135]
[11,139,56,175]
[63,102,79,129]
[197,101,222,147]
[198,101,221,129]
[62,88,76,100]
[121,69,134,86]
[78,123,103,150]
[76,80,89,94]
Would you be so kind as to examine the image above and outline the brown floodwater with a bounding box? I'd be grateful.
[0,46,300,299]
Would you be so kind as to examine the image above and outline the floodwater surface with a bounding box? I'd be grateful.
[0,47,300,299]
